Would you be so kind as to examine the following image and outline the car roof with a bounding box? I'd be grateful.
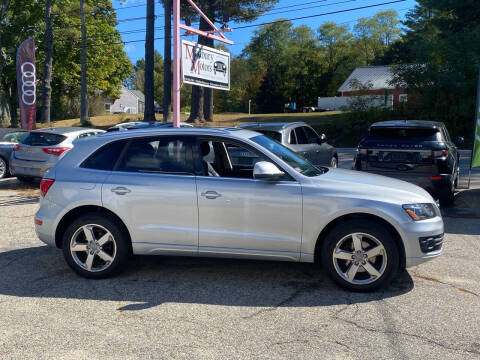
[238,122,306,131]
[370,120,444,129]
[97,126,257,141]
[31,127,96,134]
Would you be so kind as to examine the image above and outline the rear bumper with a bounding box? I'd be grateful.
[9,158,54,178]
[34,197,63,247]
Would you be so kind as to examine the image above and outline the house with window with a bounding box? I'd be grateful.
[338,65,408,105]
[105,88,146,114]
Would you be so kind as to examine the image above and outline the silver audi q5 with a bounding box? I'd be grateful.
[35,127,444,291]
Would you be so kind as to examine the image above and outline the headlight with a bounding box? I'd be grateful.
[402,203,437,221]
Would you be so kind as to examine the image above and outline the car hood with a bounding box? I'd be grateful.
[308,168,435,204]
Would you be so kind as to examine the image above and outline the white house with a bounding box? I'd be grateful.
[105,88,145,114]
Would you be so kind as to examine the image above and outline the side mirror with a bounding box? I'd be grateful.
[253,161,285,180]
[317,133,327,144]
[454,136,464,146]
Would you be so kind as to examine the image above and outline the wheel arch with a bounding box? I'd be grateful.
[55,205,132,254]
[313,212,406,268]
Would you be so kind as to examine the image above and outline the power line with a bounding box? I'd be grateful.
[232,0,407,30]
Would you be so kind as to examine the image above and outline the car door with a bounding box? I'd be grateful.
[195,137,303,261]
[287,126,314,162]
[101,135,199,255]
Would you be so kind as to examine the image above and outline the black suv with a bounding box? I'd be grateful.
[354,120,464,205]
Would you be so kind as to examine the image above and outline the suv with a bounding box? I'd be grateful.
[10,127,104,182]
[354,121,463,205]
[35,127,444,291]
[238,122,338,168]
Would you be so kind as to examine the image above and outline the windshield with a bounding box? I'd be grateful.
[251,135,323,177]
[257,130,282,142]
[369,127,441,141]
[21,132,66,146]
[2,132,28,143]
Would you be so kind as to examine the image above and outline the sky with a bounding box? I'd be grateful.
[112,0,418,64]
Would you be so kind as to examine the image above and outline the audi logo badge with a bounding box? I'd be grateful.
[20,62,36,106]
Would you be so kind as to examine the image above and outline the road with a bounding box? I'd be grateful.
[0,151,479,359]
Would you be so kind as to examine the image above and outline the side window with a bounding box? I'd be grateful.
[77,132,92,139]
[442,126,451,142]
[82,140,127,171]
[294,127,308,144]
[117,136,194,175]
[288,130,297,144]
[303,126,319,144]
[199,139,266,179]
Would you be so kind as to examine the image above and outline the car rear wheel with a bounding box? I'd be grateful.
[439,178,455,207]
[321,220,399,291]
[330,156,338,168]
[62,214,129,279]
[0,157,8,179]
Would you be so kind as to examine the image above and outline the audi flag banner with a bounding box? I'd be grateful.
[16,37,36,130]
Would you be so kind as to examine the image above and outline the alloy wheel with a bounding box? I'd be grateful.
[70,224,117,272]
[332,232,387,285]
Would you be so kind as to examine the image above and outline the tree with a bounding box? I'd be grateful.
[80,0,88,124]
[388,0,480,141]
[187,0,280,123]
[317,22,352,71]
[144,0,155,122]
[163,0,172,121]
[131,51,164,106]
[40,0,53,124]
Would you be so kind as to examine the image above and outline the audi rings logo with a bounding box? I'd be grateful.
[21,62,36,106]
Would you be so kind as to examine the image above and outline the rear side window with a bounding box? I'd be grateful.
[303,126,319,144]
[82,140,127,171]
[21,132,66,146]
[117,136,194,175]
[369,127,441,141]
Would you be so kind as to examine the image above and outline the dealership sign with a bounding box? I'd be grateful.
[181,40,230,91]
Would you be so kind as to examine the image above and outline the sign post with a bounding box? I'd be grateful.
[467,71,480,188]
[172,0,233,127]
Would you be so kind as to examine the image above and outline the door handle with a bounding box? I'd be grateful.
[201,190,222,199]
[111,186,131,195]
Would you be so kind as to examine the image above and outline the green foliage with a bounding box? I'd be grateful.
[0,0,132,123]
[387,0,480,144]
[130,51,164,106]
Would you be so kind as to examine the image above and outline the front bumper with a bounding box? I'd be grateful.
[401,215,444,268]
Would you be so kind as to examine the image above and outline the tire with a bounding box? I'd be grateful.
[0,156,8,179]
[321,219,399,292]
[62,213,130,279]
[439,183,455,207]
[330,156,338,168]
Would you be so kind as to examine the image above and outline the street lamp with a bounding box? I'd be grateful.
[249,99,252,115]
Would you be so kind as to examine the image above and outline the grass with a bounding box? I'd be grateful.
[32,110,368,147]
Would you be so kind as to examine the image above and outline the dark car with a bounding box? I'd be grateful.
[354,120,464,205]
[0,131,29,179]
[237,122,338,168]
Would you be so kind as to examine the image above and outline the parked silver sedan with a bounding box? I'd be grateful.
[34,128,444,291]
[10,127,104,182]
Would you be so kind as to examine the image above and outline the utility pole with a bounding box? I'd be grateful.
[144,0,155,122]
[163,0,172,122]
[41,0,53,124]
[80,0,88,124]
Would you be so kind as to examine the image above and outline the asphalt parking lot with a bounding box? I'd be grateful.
[0,151,479,359]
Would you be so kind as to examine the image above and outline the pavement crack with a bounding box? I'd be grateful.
[336,317,480,356]
[413,272,479,297]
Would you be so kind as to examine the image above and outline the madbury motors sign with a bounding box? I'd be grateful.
[182,40,230,91]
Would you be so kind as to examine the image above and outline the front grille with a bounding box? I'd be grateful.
[419,234,443,253]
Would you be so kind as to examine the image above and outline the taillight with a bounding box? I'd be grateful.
[357,148,368,155]
[42,147,71,156]
[13,144,20,151]
[40,178,55,197]
[433,149,448,157]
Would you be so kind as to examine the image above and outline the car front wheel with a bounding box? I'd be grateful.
[321,220,399,291]
[62,214,129,278]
